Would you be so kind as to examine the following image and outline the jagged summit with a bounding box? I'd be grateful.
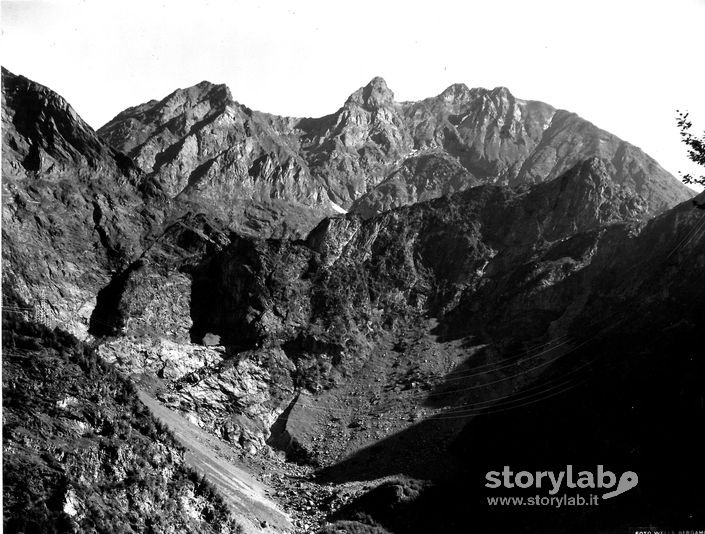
[169,79,233,105]
[196,79,223,89]
[490,85,512,96]
[345,76,395,110]
[97,78,242,180]
[439,82,472,102]
[431,84,517,106]
[134,79,234,123]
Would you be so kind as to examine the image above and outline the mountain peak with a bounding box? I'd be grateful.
[1,67,135,176]
[485,86,515,102]
[346,76,395,110]
[437,83,477,106]
[170,80,233,106]
[366,76,389,89]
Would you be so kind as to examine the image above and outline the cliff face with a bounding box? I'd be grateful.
[100,77,692,221]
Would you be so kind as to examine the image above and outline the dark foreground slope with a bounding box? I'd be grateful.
[2,318,241,533]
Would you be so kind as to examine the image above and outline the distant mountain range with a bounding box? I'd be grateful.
[98,75,692,227]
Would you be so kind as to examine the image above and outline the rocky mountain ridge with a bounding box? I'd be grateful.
[100,76,692,227]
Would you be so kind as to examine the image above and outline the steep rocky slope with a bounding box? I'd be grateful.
[105,166,702,532]
[349,151,479,219]
[100,77,693,220]
[1,67,168,337]
[1,70,291,533]
[2,318,242,534]
[97,80,333,239]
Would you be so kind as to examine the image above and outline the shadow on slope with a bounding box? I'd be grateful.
[318,201,705,531]
[321,318,705,532]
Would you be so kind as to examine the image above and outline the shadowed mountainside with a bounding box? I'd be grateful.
[320,195,705,533]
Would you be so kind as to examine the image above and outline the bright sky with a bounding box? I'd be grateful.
[2,0,704,189]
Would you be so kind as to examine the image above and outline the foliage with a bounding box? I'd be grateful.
[676,110,705,186]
